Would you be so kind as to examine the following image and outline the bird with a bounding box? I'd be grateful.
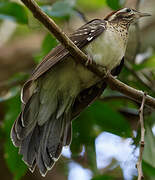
[11,8,150,176]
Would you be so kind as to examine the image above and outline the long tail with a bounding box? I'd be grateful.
[11,75,74,176]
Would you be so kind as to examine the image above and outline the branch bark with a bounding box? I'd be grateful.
[106,75,155,109]
[136,93,146,180]
[20,0,155,109]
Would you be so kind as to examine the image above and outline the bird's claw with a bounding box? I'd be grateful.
[97,65,110,78]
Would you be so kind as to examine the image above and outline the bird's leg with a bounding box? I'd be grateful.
[85,53,110,79]
[85,54,93,66]
[96,65,110,79]
[84,51,109,78]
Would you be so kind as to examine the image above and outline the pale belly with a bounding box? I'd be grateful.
[66,28,128,90]
[84,28,127,71]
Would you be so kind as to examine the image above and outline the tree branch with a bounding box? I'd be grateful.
[20,0,155,109]
[106,75,155,109]
[136,93,146,180]
[99,94,137,103]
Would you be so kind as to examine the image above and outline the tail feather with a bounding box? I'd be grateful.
[62,113,72,146]
[19,125,39,167]
[21,92,39,127]
[11,93,73,176]
[64,123,72,146]
[37,153,47,176]
[11,114,21,147]
[11,68,76,176]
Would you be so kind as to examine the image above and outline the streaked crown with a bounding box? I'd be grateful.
[105,8,151,25]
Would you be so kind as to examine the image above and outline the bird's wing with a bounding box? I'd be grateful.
[31,19,106,80]
[21,19,106,104]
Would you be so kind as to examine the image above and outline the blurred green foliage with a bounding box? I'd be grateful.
[92,175,114,180]
[77,0,106,11]
[41,1,75,19]
[106,0,126,10]
[0,0,155,180]
[0,2,28,23]
[2,94,27,180]
[133,55,155,71]
[34,33,58,63]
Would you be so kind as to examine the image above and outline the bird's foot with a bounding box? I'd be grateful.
[97,65,110,79]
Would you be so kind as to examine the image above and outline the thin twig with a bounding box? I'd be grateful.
[74,8,88,22]
[20,0,155,109]
[99,94,138,104]
[136,92,146,180]
[100,94,136,101]
[124,61,155,92]
[106,75,155,109]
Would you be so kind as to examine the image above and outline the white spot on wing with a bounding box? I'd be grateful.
[74,33,83,36]
[91,29,95,32]
[87,36,93,41]
[100,24,105,28]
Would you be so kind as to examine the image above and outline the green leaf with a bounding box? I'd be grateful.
[143,125,155,168]
[143,160,155,177]
[41,1,74,19]
[71,107,95,154]
[34,33,58,63]
[0,73,28,102]
[86,144,97,173]
[106,0,126,10]
[0,2,28,24]
[72,100,131,156]
[133,55,155,71]
[3,94,21,136]
[0,86,20,103]
[4,139,27,180]
[70,140,83,155]
[8,72,29,84]
[3,94,27,179]
[84,101,131,137]
[77,0,106,10]
[72,111,95,145]
[92,175,114,180]
[42,34,58,54]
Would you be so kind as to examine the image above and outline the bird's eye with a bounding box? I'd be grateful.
[126,8,131,13]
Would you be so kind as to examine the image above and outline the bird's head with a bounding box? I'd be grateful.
[105,8,151,26]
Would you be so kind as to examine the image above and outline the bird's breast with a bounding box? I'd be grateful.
[84,23,128,71]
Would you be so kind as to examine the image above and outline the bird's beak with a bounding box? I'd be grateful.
[138,12,151,18]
